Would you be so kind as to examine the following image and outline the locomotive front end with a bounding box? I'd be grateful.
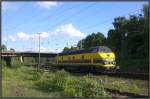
[98,52,116,69]
[93,46,119,72]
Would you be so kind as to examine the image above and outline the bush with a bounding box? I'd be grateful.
[19,66,43,81]
[1,59,6,67]
[26,71,41,81]
[11,57,23,68]
[35,70,110,97]
[118,58,148,72]
[70,76,109,98]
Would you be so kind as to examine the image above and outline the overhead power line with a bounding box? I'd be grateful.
[29,2,97,32]
[45,2,97,31]
[81,8,142,31]
[10,3,85,32]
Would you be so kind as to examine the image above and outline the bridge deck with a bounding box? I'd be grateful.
[0,52,57,57]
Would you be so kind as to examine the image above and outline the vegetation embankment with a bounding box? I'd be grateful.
[2,65,109,97]
[2,63,148,97]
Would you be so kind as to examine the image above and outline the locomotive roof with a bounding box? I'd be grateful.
[59,46,112,55]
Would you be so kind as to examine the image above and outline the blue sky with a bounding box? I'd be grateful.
[2,1,148,52]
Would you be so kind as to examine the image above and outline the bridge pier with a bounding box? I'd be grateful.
[2,56,12,66]
[20,56,24,63]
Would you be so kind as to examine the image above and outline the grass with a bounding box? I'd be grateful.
[34,70,110,97]
[91,75,149,96]
[2,65,110,97]
[2,64,148,97]
[2,66,48,97]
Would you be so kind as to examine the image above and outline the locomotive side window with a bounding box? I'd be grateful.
[62,56,63,61]
[68,56,71,60]
[73,56,75,60]
[82,55,84,60]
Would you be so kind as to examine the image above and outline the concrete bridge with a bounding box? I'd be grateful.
[1,52,57,66]
[0,52,57,57]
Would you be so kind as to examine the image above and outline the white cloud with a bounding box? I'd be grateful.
[33,32,49,40]
[17,32,30,40]
[40,46,48,52]
[7,32,49,42]
[36,1,59,9]
[8,35,16,42]
[53,23,86,38]
[40,32,49,39]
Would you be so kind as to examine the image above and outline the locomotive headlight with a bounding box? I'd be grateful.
[113,61,116,65]
[104,61,109,64]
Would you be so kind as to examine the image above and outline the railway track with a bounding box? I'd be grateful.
[105,88,148,98]
[29,64,149,80]
[70,71,149,80]
[106,72,149,80]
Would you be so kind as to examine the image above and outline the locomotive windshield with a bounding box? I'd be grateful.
[91,46,112,53]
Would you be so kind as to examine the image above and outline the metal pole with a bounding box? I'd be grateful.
[37,33,42,71]
[121,32,124,59]
[56,49,58,64]
[80,40,82,50]
[31,37,34,51]
[67,42,68,48]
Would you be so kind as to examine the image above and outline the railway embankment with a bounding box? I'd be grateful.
[2,65,149,98]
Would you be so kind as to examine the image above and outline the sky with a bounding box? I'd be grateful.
[2,1,148,53]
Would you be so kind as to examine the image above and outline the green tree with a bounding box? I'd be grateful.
[123,15,145,58]
[142,4,149,58]
[107,17,127,58]
[77,32,105,49]
[106,4,149,71]
[63,46,78,52]
[77,39,85,50]
[63,47,70,52]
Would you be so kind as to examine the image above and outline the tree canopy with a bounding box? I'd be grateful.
[107,4,149,59]
[77,32,106,50]
[62,4,149,62]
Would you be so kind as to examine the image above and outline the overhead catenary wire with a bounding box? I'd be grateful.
[61,8,143,48]
[3,2,86,51]
[81,8,142,31]
[38,8,142,50]
[9,3,85,32]
[3,2,143,51]
[6,2,75,32]
[46,2,97,31]
[30,4,141,34]
[29,2,97,31]
[3,3,143,34]
[5,3,95,47]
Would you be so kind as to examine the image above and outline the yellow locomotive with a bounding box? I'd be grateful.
[54,46,118,73]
